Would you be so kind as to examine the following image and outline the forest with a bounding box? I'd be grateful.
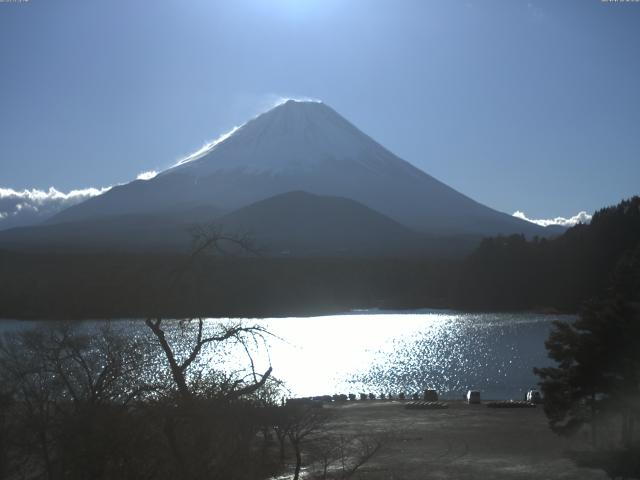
[0,253,455,319]
[0,197,638,319]
[456,196,640,311]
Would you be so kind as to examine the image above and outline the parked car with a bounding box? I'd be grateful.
[526,389,542,404]
[466,390,481,404]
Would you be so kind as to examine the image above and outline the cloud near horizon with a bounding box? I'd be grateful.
[512,210,592,227]
[0,186,110,230]
[0,179,594,233]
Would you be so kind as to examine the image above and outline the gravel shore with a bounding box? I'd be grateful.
[318,401,608,479]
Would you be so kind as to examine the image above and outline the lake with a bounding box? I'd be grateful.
[0,310,570,400]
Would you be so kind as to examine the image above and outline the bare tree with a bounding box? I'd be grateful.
[144,224,271,400]
[279,405,331,480]
[308,432,385,479]
[339,433,384,478]
[0,227,290,480]
[0,323,154,480]
[144,317,272,401]
[138,226,279,480]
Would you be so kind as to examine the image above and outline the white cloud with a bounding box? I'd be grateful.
[0,186,109,203]
[513,210,592,228]
[0,186,110,230]
[136,170,158,180]
[173,125,241,167]
[271,95,323,107]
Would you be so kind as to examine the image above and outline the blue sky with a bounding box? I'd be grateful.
[0,0,638,221]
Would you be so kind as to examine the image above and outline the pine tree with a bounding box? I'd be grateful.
[535,245,640,449]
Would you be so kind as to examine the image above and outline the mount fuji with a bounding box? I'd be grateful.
[1,100,553,256]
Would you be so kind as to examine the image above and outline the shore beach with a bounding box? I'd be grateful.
[312,400,608,479]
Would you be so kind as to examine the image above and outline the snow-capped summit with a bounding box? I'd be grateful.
[168,100,414,177]
[48,100,548,238]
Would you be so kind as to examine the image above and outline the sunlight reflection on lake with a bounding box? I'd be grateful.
[2,310,571,400]
[206,309,567,400]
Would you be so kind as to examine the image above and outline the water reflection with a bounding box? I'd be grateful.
[252,310,568,399]
[1,310,570,400]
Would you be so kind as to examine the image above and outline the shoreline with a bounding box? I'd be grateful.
[310,400,607,479]
[0,306,578,322]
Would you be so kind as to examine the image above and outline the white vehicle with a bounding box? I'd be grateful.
[526,390,542,404]
[466,390,481,404]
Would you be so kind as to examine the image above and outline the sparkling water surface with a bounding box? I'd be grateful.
[1,310,570,400]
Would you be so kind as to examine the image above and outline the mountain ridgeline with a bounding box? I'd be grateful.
[50,100,545,239]
[0,100,557,257]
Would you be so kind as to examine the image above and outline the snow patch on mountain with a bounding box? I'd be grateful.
[137,170,158,180]
[171,98,323,170]
[166,100,409,176]
[174,126,242,167]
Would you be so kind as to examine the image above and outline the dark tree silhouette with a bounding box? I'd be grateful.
[0,226,290,480]
[457,196,640,312]
[535,298,640,442]
[144,317,272,401]
[282,405,330,480]
[144,224,272,401]
[535,243,640,478]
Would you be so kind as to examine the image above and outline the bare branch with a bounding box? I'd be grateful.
[225,367,273,400]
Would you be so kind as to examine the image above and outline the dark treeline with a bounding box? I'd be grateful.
[455,196,640,312]
[533,213,640,478]
[0,253,456,319]
[0,196,638,319]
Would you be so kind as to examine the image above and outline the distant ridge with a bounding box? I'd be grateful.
[0,192,432,257]
[217,191,426,256]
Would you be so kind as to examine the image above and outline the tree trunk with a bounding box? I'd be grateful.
[590,393,597,447]
[39,429,53,480]
[0,412,6,480]
[621,408,635,449]
[164,413,191,480]
[293,441,302,480]
[145,319,192,400]
[278,434,286,465]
